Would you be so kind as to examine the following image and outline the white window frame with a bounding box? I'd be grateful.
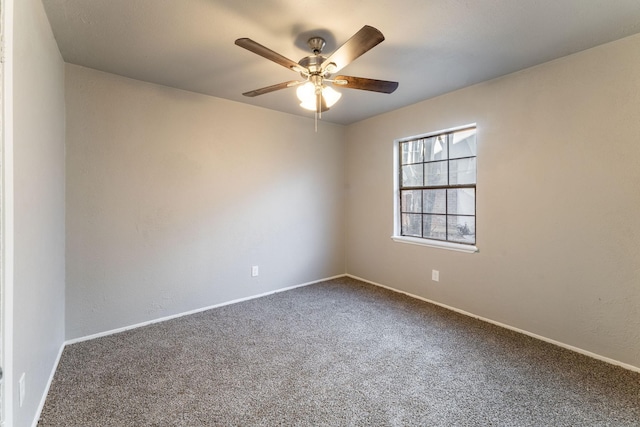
[392,124,478,254]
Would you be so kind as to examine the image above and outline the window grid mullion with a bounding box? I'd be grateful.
[445,185,449,242]
[401,184,475,190]
[445,134,450,241]
[420,138,427,238]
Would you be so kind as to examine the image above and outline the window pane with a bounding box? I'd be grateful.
[401,140,423,164]
[423,189,446,214]
[449,158,476,185]
[401,214,422,237]
[401,190,422,213]
[447,188,475,215]
[424,161,448,186]
[449,128,477,159]
[401,164,423,187]
[423,215,446,240]
[424,135,447,161]
[447,215,476,244]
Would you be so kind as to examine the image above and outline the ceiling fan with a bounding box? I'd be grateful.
[235,25,398,128]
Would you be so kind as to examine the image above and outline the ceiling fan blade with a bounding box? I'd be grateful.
[242,80,301,97]
[235,38,305,73]
[321,25,385,74]
[332,75,399,93]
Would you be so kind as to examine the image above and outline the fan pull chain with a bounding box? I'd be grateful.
[315,91,322,132]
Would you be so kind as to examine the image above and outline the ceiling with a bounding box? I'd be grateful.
[42,0,640,125]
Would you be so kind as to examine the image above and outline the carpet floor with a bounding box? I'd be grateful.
[39,277,640,426]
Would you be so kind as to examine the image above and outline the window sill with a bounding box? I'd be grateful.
[391,235,478,253]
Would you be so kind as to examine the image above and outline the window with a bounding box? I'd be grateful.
[393,125,477,253]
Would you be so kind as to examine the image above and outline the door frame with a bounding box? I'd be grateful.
[1,0,14,425]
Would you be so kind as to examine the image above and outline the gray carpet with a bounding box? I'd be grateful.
[39,277,640,426]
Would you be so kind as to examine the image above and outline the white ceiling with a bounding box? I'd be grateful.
[42,0,640,125]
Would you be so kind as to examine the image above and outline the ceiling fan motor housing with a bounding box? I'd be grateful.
[298,55,328,77]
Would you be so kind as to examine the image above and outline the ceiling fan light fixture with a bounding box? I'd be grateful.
[296,81,315,101]
[297,82,317,111]
[299,98,317,111]
[297,82,341,111]
[321,85,342,108]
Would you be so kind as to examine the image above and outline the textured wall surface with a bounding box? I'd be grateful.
[345,33,640,368]
[13,0,66,425]
[65,65,346,339]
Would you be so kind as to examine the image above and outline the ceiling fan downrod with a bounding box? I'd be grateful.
[307,36,326,55]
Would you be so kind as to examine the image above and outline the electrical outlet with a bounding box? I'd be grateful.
[251,266,259,277]
[19,373,25,407]
[432,270,440,282]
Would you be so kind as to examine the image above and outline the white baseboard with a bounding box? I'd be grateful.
[31,342,65,427]
[66,274,346,346]
[346,274,640,374]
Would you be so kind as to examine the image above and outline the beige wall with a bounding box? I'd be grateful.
[13,0,66,425]
[345,33,640,368]
[65,65,346,339]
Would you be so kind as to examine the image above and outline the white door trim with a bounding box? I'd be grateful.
[1,0,14,424]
